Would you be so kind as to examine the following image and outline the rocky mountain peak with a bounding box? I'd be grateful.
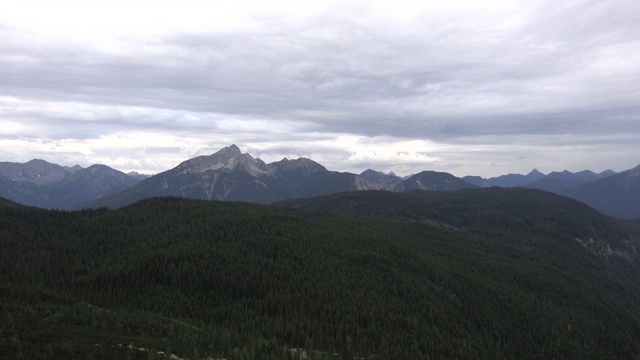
[178,145,268,176]
[222,144,241,155]
[359,169,403,184]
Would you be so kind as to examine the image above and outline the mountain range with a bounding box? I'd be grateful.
[1,144,639,219]
[73,145,474,209]
[0,159,141,209]
[464,165,640,219]
[463,168,617,190]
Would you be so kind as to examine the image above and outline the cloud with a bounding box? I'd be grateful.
[0,0,639,177]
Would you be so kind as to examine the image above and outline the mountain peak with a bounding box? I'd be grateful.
[25,159,53,166]
[64,165,83,173]
[360,169,384,176]
[0,158,69,185]
[211,144,242,158]
[271,157,326,173]
[224,144,241,153]
[179,145,267,176]
[621,163,640,180]
[527,169,545,176]
[358,169,403,184]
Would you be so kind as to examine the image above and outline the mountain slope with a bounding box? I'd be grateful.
[0,159,69,185]
[2,189,640,359]
[471,169,617,190]
[359,169,403,184]
[565,164,640,219]
[281,188,637,259]
[0,176,47,208]
[51,165,141,208]
[0,162,140,209]
[0,159,76,208]
[462,175,491,187]
[487,169,545,187]
[461,167,639,219]
[403,171,476,191]
[524,169,616,193]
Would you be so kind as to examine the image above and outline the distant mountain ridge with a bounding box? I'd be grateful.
[0,160,140,209]
[0,159,69,185]
[461,166,640,219]
[83,145,475,209]
[127,171,151,180]
[564,164,640,219]
[463,168,616,189]
[488,168,546,187]
[2,145,639,219]
[359,169,404,184]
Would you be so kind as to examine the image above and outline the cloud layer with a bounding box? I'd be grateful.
[1,0,639,177]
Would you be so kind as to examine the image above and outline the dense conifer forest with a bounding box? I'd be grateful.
[2,188,640,359]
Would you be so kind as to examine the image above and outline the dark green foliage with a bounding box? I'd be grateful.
[402,170,476,191]
[1,189,640,359]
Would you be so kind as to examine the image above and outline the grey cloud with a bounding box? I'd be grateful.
[5,10,638,125]
[1,1,639,176]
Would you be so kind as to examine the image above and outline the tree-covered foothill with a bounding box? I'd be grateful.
[1,188,640,359]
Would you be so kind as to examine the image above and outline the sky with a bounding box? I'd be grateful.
[1,0,639,178]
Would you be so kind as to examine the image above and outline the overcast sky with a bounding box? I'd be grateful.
[1,0,639,177]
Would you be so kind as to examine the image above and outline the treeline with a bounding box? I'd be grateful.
[1,191,640,359]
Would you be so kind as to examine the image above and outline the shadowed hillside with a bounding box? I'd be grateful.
[2,188,640,359]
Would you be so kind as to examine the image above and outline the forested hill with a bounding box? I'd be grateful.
[279,188,638,258]
[2,189,640,359]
